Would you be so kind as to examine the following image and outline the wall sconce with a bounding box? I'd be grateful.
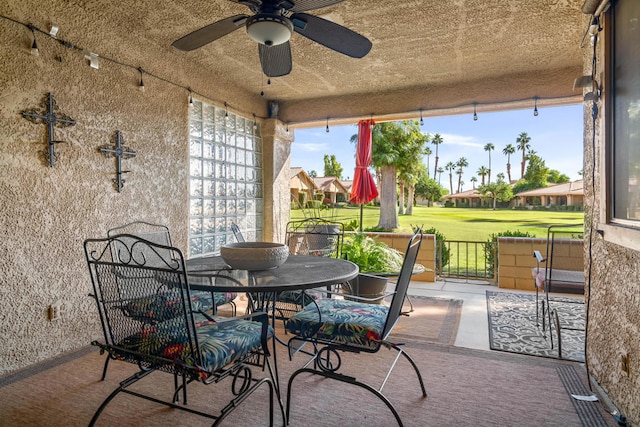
[419,109,424,126]
[326,117,330,133]
[473,104,478,121]
[533,97,539,116]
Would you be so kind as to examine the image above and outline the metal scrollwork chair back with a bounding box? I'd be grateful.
[284,229,427,426]
[274,218,345,324]
[100,221,237,382]
[84,234,283,426]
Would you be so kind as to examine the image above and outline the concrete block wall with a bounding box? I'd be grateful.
[497,236,584,291]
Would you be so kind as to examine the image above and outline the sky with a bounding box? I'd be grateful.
[290,104,584,193]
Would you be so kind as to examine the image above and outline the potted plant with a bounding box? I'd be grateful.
[341,233,406,304]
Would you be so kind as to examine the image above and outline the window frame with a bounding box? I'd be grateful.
[599,0,640,251]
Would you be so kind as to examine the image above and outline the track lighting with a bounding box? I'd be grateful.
[138,67,145,92]
[473,104,478,121]
[533,97,539,116]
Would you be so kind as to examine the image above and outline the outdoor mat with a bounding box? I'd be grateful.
[390,295,463,346]
[486,290,585,362]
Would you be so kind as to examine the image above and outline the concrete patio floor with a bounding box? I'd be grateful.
[407,279,520,351]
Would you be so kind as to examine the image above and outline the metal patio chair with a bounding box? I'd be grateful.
[532,224,585,357]
[274,218,345,324]
[285,229,426,426]
[98,221,237,382]
[84,234,283,426]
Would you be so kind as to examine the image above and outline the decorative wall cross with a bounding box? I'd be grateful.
[100,130,137,193]
[21,92,76,167]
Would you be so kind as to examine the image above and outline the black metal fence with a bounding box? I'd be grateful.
[436,240,497,282]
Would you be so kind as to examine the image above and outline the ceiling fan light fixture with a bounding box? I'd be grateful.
[246,14,292,46]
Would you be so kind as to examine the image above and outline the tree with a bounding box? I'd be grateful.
[548,169,571,183]
[431,133,444,180]
[323,154,343,178]
[398,128,429,215]
[502,143,516,183]
[309,170,317,178]
[437,167,444,185]
[423,146,432,178]
[478,181,514,210]
[484,143,495,183]
[445,161,455,195]
[415,174,447,205]
[477,165,488,186]
[470,176,478,189]
[516,132,531,180]
[456,157,468,193]
[363,120,426,229]
[523,153,549,187]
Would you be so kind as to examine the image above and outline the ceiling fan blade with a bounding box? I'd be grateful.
[291,13,371,58]
[289,0,345,12]
[172,15,248,51]
[258,42,293,77]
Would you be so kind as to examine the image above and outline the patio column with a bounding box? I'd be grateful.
[261,119,293,243]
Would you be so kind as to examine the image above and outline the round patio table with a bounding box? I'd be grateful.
[186,254,359,292]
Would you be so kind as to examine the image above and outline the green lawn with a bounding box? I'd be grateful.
[290,205,584,241]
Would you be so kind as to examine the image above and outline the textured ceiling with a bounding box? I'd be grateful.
[6,0,588,126]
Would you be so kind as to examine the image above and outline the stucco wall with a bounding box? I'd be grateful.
[0,9,270,376]
[584,14,640,425]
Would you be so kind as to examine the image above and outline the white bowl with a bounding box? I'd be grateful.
[220,242,289,271]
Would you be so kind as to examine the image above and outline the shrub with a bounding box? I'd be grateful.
[416,225,450,272]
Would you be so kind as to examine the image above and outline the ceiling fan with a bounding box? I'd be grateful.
[172,0,372,77]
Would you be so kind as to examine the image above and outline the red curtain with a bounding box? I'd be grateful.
[350,119,378,204]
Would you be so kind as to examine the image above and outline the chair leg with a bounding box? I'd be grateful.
[287,367,405,426]
[101,355,110,381]
[553,308,563,358]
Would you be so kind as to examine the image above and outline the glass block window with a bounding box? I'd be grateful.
[189,100,263,256]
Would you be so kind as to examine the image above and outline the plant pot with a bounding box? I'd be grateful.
[303,223,341,255]
[342,273,388,304]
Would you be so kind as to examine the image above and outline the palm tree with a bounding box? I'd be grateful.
[502,143,516,183]
[423,146,432,178]
[516,132,531,180]
[445,161,455,195]
[484,143,495,183]
[456,169,463,193]
[477,166,488,186]
[496,172,505,183]
[456,157,468,193]
[470,176,478,189]
[437,167,444,185]
[431,133,443,180]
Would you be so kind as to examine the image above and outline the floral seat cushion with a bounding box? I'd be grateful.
[285,298,389,350]
[122,289,236,322]
[116,315,269,374]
